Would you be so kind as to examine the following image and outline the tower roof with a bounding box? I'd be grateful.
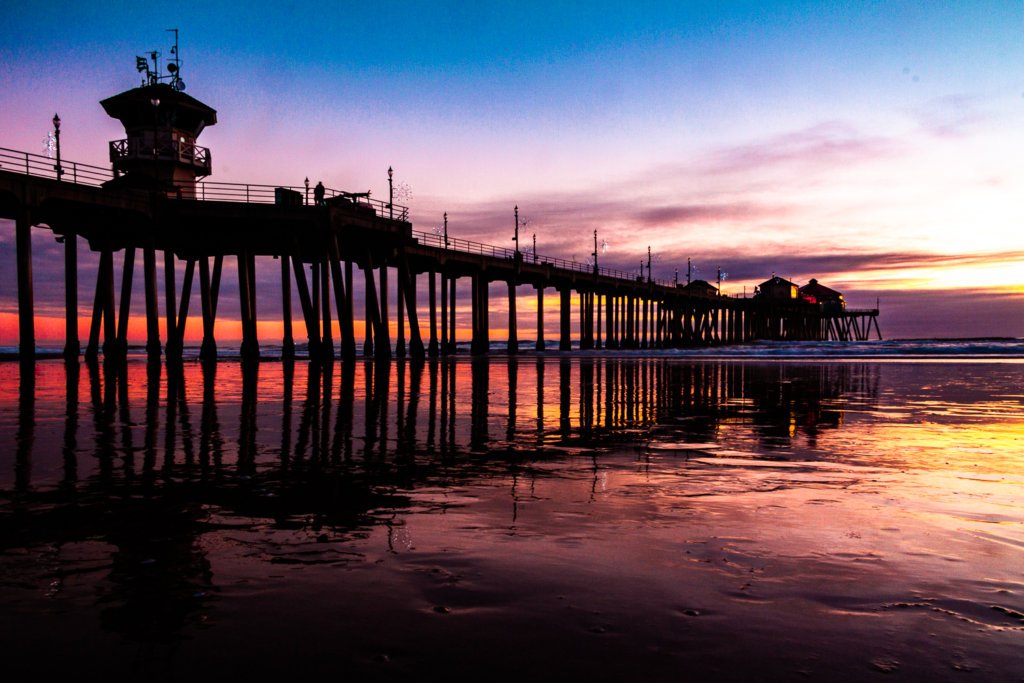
[101,83,217,133]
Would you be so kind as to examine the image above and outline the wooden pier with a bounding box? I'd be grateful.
[0,156,881,365]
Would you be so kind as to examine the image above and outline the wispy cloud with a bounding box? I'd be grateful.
[703,121,900,177]
[910,94,987,139]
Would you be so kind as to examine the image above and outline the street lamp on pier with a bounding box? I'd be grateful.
[444,212,449,248]
[592,230,599,275]
[388,166,394,219]
[512,205,520,256]
[52,113,63,181]
[647,245,652,283]
[532,233,536,263]
[304,177,309,205]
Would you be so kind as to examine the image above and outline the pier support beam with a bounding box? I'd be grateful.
[171,258,195,357]
[199,257,219,362]
[535,286,544,351]
[507,281,518,354]
[293,255,320,359]
[428,270,439,357]
[329,237,355,360]
[399,256,425,360]
[396,264,406,358]
[471,273,489,355]
[63,231,79,361]
[280,254,295,359]
[238,251,260,363]
[605,293,615,349]
[113,247,135,362]
[320,261,334,361]
[85,248,114,362]
[641,296,649,348]
[448,277,457,354]
[559,288,571,351]
[15,210,35,362]
[377,264,391,360]
[164,251,178,357]
[361,254,389,360]
[440,274,449,355]
[143,246,160,361]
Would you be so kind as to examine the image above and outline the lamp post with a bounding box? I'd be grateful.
[647,246,652,283]
[52,113,63,182]
[388,166,394,219]
[304,177,309,206]
[443,212,449,248]
[592,230,599,274]
[532,233,536,263]
[512,205,520,255]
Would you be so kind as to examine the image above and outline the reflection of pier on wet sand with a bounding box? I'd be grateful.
[6,357,879,500]
[14,358,1024,683]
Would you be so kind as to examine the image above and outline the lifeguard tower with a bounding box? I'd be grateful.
[100,30,216,198]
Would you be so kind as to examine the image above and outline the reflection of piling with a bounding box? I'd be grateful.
[559,358,571,437]
[62,362,80,489]
[470,359,490,450]
[15,361,35,492]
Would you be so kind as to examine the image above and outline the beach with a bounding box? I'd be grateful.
[1,351,1023,680]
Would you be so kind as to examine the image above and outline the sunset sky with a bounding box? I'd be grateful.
[2,1,1023,343]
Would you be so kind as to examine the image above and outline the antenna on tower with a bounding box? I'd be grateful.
[166,28,185,91]
[134,30,185,90]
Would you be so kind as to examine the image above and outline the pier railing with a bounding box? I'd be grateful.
[1,147,113,186]
[411,229,674,287]
[5,145,693,288]
[0,146,408,220]
[193,181,408,220]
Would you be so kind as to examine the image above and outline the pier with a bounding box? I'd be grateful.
[0,146,882,364]
[1,57,879,365]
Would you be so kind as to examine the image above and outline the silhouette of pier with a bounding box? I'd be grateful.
[1,53,879,365]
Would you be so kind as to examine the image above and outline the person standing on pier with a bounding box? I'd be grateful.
[314,181,325,206]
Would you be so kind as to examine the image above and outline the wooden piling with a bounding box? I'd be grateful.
[535,286,544,351]
[440,274,449,355]
[113,247,135,360]
[280,254,295,359]
[164,251,178,355]
[428,270,439,357]
[396,263,406,358]
[63,232,79,361]
[328,237,355,359]
[293,255,319,359]
[16,209,35,361]
[508,281,518,354]
[320,261,334,360]
[559,287,571,351]
[448,277,457,354]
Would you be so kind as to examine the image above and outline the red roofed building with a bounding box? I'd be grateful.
[799,278,846,312]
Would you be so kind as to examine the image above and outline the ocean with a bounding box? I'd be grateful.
[1,341,1022,679]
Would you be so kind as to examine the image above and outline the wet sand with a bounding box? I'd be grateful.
[1,358,1022,680]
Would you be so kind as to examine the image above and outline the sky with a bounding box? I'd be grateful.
[2,0,1023,343]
